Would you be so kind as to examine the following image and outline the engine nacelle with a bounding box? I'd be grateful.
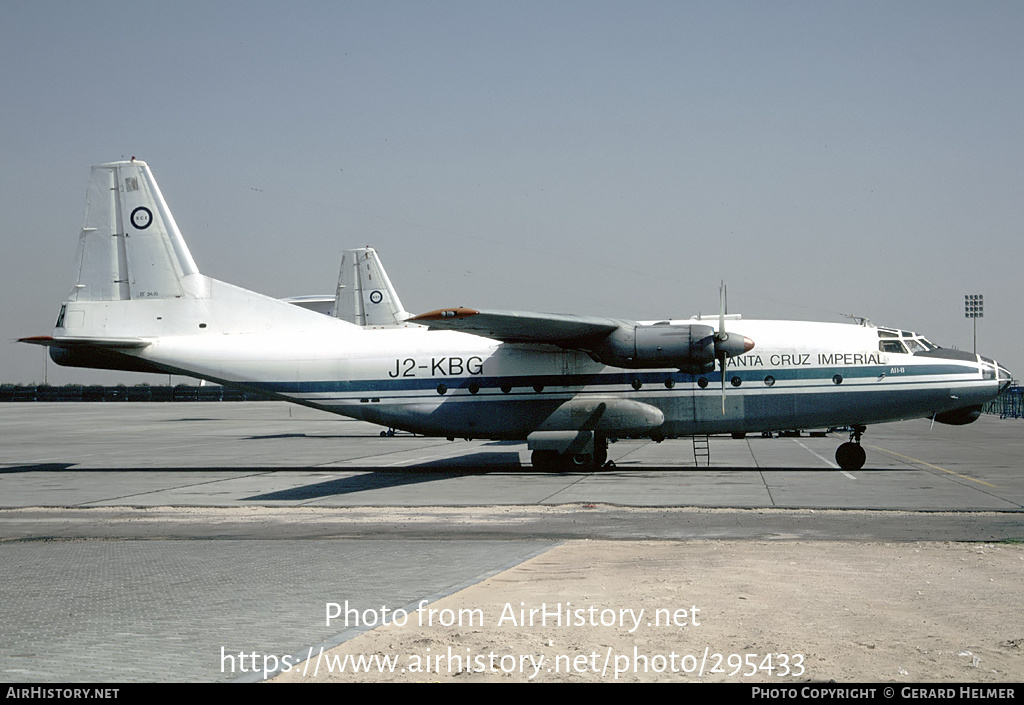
[588,323,717,373]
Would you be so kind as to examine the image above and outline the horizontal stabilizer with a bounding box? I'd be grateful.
[281,295,335,315]
[18,335,150,349]
[19,335,159,374]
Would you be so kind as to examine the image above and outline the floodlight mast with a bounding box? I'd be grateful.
[965,293,983,354]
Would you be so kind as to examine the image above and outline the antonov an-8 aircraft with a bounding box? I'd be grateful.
[21,160,1012,471]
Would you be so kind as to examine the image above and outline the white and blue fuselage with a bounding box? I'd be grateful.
[124,302,1007,439]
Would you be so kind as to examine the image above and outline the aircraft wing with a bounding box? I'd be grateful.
[409,307,745,374]
[408,308,623,346]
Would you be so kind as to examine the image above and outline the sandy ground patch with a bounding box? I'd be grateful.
[272,540,1023,683]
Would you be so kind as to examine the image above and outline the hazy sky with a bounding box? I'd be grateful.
[3,1,1022,385]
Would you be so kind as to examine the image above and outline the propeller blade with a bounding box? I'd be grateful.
[719,282,727,414]
[712,282,755,414]
[720,356,726,414]
[719,281,726,341]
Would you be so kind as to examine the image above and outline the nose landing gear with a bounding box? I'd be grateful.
[835,425,867,471]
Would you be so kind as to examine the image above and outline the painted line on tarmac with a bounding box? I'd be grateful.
[791,439,853,478]
[866,445,997,488]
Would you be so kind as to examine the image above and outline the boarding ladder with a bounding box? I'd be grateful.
[692,435,710,467]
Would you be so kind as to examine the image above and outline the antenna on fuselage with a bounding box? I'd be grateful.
[840,313,872,326]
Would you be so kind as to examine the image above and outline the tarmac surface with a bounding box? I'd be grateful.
[1,402,1022,682]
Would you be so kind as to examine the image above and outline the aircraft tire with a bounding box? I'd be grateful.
[570,453,593,469]
[835,442,866,471]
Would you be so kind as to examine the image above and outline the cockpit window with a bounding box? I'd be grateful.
[878,328,940,352]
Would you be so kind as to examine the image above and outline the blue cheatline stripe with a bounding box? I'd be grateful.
[239,363,975,396]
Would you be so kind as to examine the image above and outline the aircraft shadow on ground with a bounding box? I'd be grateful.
[0,462,904,476]
[0,463,77,473]
[243,433,467,440]
[0,462,904,503]
[244,451,525,499]
[243,462,906,501]
[245,433,394,440]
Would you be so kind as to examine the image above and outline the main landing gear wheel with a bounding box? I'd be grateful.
[531,450,593,471]
[531,447,607,472]
[835,425,867,471]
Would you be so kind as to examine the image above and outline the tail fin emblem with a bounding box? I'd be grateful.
[130,207,152,230]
